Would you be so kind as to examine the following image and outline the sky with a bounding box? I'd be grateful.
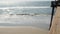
[0,0,55,4]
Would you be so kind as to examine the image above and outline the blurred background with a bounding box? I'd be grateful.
[0,0,55,31]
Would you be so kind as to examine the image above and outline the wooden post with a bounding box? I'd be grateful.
[49,7,60,34]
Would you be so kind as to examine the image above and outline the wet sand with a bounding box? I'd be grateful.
[0,15,50,34]
[0,26,48,34]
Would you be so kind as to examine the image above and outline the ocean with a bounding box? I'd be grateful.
[0,1,52,30]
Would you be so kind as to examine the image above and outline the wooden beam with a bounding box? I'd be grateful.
[49,7,60,34]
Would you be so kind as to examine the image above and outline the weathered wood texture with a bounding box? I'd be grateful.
[49,7,60,34]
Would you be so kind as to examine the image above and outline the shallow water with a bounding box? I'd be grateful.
[0,15,51,30]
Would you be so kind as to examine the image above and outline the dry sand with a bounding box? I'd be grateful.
[0,26,48,34]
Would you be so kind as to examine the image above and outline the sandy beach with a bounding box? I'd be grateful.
[0,26,48,34]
